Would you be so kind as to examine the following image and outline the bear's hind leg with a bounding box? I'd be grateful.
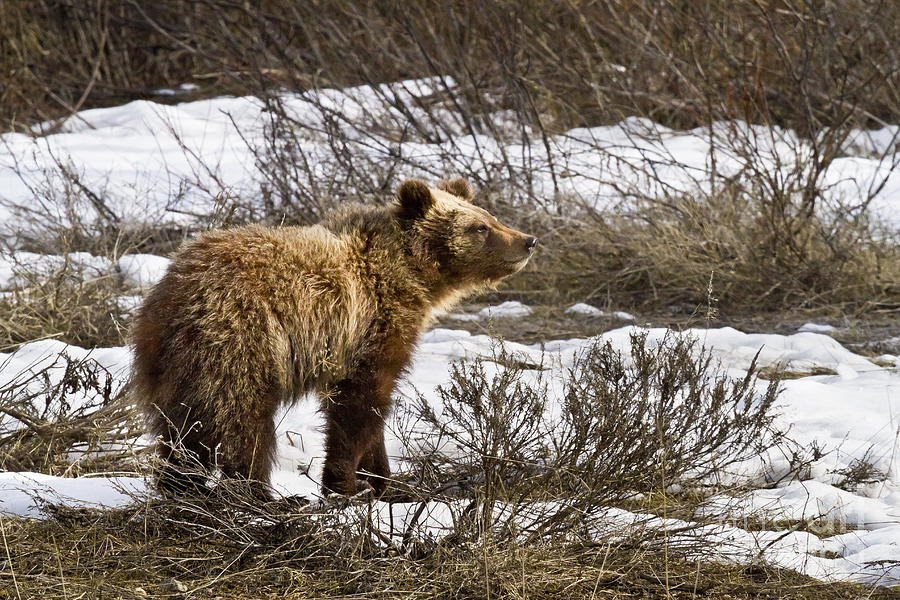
[217,412,278,501]
[151,401,216,497]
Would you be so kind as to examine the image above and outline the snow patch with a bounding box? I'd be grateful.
[0,252,113,290]
[799,322,837,333]
[565,304,635,321]
[0,472,147,518]
[117,254,170,288]
[566,302,603,316]
[479,301,532,319]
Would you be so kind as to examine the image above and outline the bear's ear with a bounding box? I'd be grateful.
[437,177,475,201]
[396,179,435,220]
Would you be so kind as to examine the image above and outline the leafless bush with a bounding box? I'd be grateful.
[0,351,142,475]
[398,332,781,543]
[831,450,888,493]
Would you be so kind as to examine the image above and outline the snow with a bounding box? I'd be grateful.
[0,249,170,293]
[0,251,113,290]
[842,125,900,158]
[735,480,900,530]
[443,312,481,321]
[566,302,604,316]
[116,294,144,314]
[565,303,635,320]
[799,322,837,333]
[443,301,533,321]
[117,253,170,288]
[478,301,532,318]
[0,85,898,586]
[0,472,148,518]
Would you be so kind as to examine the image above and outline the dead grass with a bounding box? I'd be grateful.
[0,272,128,351]
[490,184,900,315]
[1,501,896,599]
[757,366,839,380]
[590,190,900,313]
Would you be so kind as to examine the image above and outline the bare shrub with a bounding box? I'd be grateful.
[581,184,900,312]
[831,450,889,493]
[0,352,142,475]
[556,331,780,488]
[398,332,781,542]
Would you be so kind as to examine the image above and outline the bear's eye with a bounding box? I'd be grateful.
[476,224,488,234]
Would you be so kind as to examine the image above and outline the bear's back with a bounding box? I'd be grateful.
[141,223,381,396]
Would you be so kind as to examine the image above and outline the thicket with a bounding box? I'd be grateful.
[4,1,899,134]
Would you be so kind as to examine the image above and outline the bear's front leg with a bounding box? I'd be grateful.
[321,376,390,496]
[357,429,390,494]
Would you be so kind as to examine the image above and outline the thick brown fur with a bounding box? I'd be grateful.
[132,178,537,497]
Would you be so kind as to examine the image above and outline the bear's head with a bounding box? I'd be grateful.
[395,178,538,289]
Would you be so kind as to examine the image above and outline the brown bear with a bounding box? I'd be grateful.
[131,178,537,498]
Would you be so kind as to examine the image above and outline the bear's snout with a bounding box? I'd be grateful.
[525,236,538,250]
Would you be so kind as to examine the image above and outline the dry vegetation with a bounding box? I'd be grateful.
[0,352,140,475]
[7,504,898,599]
[0,267,126,350]
[4,1,899,133]
[2,1,900,597]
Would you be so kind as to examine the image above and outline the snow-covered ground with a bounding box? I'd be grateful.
[1,78,899,243]
[0,82,899,586]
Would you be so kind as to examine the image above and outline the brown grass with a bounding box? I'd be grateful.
[577,188,900,313]
[0,271,127,351]
[2,498,897,599]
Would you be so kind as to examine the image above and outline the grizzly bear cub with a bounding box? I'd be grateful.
[132,178,537,497]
